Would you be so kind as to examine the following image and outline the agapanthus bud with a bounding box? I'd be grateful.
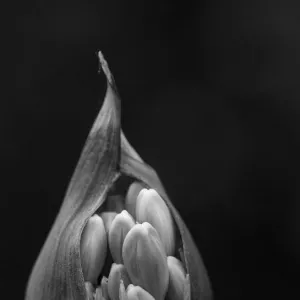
[125,181,146,219]
[127,285,156,300]
[85,282,95,300]
[119,279,128,300]
[108,263,131,300]
[166,256,189,300]
[122,222,169,300]
[101,276,109,300]
[100,211,118,232]
[136,188,175,256]
[94,287,102,300]
[80,215,107,284]
[109,210,135,263]
[95,277,109,300]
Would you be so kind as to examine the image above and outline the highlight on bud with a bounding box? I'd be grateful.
[135,188,175,256]
[108,263,131,300]
[109,210,135,263]
[122,222,169,300]
[80,214,107,284]
[127,284,156,300]
[166,256,190,300]
[125,181,146,219]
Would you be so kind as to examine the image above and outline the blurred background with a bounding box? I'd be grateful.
[10,0,300,298]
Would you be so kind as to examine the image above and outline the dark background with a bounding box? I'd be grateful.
[10,0,300,298]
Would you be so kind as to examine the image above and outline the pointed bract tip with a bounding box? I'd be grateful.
[97,51,113,85]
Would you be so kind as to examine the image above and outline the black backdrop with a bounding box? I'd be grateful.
[11,0,300,299]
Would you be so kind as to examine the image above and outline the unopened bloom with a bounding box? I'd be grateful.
[85,282,95,300]
[108,263,131,300]
[80,215,107,284]
[109,210,135,263]
[125,181,146,219]
[166,256,189,300]
[122,222,169,300]
[127,284,156,300]
[95,276,109,300]
[136,188,175,256]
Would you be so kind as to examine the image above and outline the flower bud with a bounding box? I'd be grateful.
[125,181,146,219]
[85,282,95,300]
[122,222,169,300]
[119,279,128,300]
[94,287,102,300]
[101,276,109,300]
[108,263,131,300]
[109,210,135,263]
[100,211,118,233]
[136,188,175,256]
[166,256,189,300]
[80,215,107,284]
[95,277,109,300]
[127,285,156,300]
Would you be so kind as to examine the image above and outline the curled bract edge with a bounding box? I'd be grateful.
[25,51,213,300]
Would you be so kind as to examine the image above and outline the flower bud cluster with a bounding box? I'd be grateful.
[80,181,190,300]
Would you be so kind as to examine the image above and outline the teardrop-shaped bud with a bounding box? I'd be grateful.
[100,211,118,233]
[166,256,189,300]
[122,222,169,300]
[108,263,131,300]
[127,285,156,300]
[135,188,175,256]
[125,181,146,219]
[80,214,107,284]
[109,210,135,263]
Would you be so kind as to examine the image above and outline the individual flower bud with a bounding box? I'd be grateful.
[125,181,146,219]
[85,282,95,300]
[100,211,118,232]
[106,195,125,213]
[127,284,156,300]
[80,215,107,284]
[108,263,131,300]
[166,256,189,300]
[101,276,109,300]
[136,188,175,256]
[119,279,128,300]
[94,287,103,300]
[109,210,135,263]
[122,222,169,300]
[95,277,109,300]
